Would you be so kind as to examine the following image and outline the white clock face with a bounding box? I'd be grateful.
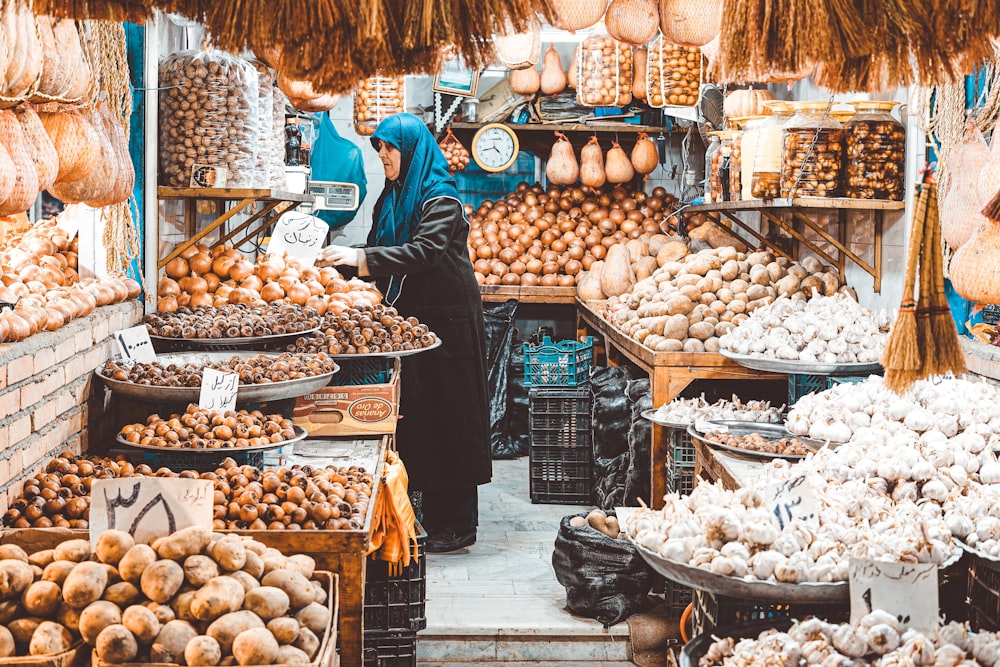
[476,127,516,169]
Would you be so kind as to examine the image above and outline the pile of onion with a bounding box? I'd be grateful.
[467,182,679,287]
[157,244,383,317]
[0,216,140,342]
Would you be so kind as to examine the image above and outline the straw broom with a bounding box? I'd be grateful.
[925,183,968,377]
[914,196,936,381]
[882,182,928,394]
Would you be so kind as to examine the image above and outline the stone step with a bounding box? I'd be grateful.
[416,635,632,663]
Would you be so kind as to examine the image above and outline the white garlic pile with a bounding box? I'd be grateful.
[719,293,890,363]
[699,614,1000,666]
[651,394,785,425]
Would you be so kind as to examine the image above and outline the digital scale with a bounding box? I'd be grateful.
[309,181,361,212]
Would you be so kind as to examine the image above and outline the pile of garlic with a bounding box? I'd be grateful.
[718,293,890,363]
[699,613,1000,666]
[651,394,785,425]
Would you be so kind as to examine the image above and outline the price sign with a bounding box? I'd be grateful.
[267,212,328,267]
[89,478,213,545]
[849,558,938,631]
[766,473,819,530]
[114,325,156,364]
[55,206,81,240]
[199,368,239,412]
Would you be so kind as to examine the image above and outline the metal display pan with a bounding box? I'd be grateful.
[96,352,338,403]
[960,540,1000,564]
[328,337,442,359]
[719,350,882,376]
[687,421,823,462]
[149,326,321,350]
[640,409,690,429]
[680,619,796,667]
[116,425,307,454]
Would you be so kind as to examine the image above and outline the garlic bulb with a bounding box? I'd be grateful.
[651,393,784,425]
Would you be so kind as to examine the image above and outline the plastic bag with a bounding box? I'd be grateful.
[594,454,628,509]
[552,512,654,627]
[354,75,404,136]
[484,299,519,458]
[158,50,260,188]
[252,61,275,188]
[310,112,368,230]
[576,34,633,107]
[438,128,471,172]
[625,378,652,506]
[647,36,701,108]
[507,342,530,458]
[270,86,288,189]
[591,366,634,460]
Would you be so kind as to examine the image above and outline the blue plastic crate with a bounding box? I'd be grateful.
[523,336,594,387]
[334,357,396,385]
[788,374,828,404]
[827,375,869,388]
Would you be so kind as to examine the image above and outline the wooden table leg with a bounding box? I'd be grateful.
[337,554,366,667]
[650,367,698,508]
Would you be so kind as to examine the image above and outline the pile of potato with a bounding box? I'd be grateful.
[603,249,849,353]
[0,528,331,664]
[4,454,373,532]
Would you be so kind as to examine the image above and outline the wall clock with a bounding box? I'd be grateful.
[471,123,520,173]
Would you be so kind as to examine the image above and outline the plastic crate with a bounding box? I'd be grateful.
[969,553,1000,631]
[529,387,593,504]
[827,375,870,388]
[666,424,696,469]
[665,580,693,618]
[363,630,417,667]
[666,464,695,496]
[524,336,594,387]
[788,374,829,404]
[334,357,396,385]
[139,449,263,473]
[691,589,850,636]
[365,524,427,632]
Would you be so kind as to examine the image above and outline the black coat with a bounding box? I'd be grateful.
[362,196,492,491]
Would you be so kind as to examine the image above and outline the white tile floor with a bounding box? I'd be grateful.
[417,458,636,665]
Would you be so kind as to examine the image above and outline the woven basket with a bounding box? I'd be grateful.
[658,0,721,47]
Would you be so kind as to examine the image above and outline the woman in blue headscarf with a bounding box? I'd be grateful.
[320,113,491,553]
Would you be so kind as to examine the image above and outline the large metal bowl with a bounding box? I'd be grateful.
[719,350,882,376]
[328,337,443,359]
[116,425,307,454]
[687,420,825,462]
[148,326,321,352]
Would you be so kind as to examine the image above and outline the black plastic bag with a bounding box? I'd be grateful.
[594,453,628,509]
[625,378,652,506]
[506,342,530,457]
[552,512,654,627]
[483,300,519,458]
[591,366,634,460]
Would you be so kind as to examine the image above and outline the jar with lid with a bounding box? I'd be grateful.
[750,101,793,199]
[646,35,701,108]
[705,133,722,202]
[781,102,844,198]
[724,128,741,201]
[845,101,905,201]
[576,34,633,107]
[738,116,768,200]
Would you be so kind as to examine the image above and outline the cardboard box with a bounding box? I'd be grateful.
[293,366,400,437]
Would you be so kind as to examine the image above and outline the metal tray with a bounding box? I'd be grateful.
[960,540,1000,564]
[149,326,321,350]
[628,537,849,603]
[640,409,690,429]
[680,619,796,667]
[95,352,339,403]
[687,420,824,462]
[328,337,442,359]
[116,424,307,454]
[719,350,882,376]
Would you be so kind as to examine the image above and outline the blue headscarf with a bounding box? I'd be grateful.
[370,113,460,248]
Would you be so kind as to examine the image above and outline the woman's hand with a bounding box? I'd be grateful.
[319,245,364,267]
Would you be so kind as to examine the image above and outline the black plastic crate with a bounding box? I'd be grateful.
[666,424,696,468]
[666,465,695,496]
[363,630,417,667]
[788,374,829,404]
[969,553,1000,631]
[665,580,692,618]
[691,589,849,636]
[140,449,263,473]
[529,387,593,504]
[365,524,427,632]
[335,357,396,385]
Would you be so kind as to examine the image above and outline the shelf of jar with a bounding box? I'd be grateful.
[686,197,905,212]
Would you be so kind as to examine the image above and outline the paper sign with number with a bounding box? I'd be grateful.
[89,478,213,545]
[115,325,156,364]
[199,368,239,412]
[267,212,328,267]
[849,558,938,631]
[766,473,820,530]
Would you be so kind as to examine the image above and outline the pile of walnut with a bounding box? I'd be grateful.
[142,304,320,340]
[101,353,337,387]
[322,303,438,354]
[604,249,850,352]
[119,407,296,450]
[4,454,372,532]
[0,528,331,664]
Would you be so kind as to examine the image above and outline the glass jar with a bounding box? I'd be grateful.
[738,116,768,200]
[577,33,633,107]
[781,102,844,198]
[845,101,905,201]
[724,127,741,201]
[705,133,722,202]
[646,35,701,108]
[750,101,792,199]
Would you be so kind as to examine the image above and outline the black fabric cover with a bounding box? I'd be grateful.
[591,366,634,460]
[552,512,654,627]
[625,378,652,506]
[483,299,519,459]
[594,453,628,510]
[506,341,530,458]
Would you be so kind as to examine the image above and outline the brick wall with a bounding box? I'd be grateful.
[0,300,142,513]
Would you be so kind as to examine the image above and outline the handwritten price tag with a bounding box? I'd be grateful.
[89,478,213,545]
[55,206,81,240]
[115,325,156,364]
[766,473,819,530]
[199,368,239,412]
[267,212,328,267]
[849,558,938,631]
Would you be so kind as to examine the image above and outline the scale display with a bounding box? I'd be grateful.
[310,181,360,211]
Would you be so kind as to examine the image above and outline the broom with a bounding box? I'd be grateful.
[925,182,969,377]
[882,182,928,394]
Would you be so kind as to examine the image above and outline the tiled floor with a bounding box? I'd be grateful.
[417,457,635,665]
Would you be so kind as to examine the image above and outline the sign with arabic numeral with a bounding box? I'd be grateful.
[849,558,938,632]
[89,478,213,546]
[766,473,819,530]
[266,211,328,267]
[115,325,156,364]
[199,368,239,412]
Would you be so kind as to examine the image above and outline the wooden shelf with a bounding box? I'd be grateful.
[685,198,901,293]
[158,187,313,203]
[450,120,669,158]
[450,121,668,135]
[479,285,577,304]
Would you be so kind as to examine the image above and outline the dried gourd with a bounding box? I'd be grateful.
[14,107,58,191]
[34,16,68,99]
[52,19,90,101]
[0,136,17,206]
[7,1,40,99]
[48,109,117,205]
[38,110,100,183]
[545,131,578,185]
[0,110,38,215]
[89,106,134,206]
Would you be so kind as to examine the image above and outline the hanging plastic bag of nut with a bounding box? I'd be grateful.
[158,50,260,188]
[270,86,289,189]
[251,60,275,188]
[575,34,633,107]
[354,75,405,136]
[646,36,701,108]
[438,128,471,172]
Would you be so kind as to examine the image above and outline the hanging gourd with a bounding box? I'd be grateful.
[605,0,659,46]
[509,66,540,95]
[658,0,721,47]
[631,133,658,174]
[539,46,567,95]
[549,0,609,32]
[493,17,542,70]
[605,142,635,183]
[580,136,606,188]
[950,192,1000,304]
[546,132,579,185]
